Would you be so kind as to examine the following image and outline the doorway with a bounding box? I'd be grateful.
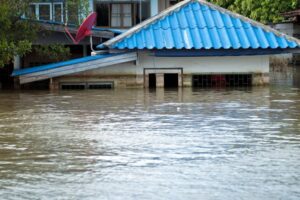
[148,73,156,88]
[144,68,182,88]
[164,73,178,88]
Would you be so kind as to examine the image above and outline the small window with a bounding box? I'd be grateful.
[28,4,37,19]
[39,4,51,21]
[54,3,63,23]
[111,4,132,28]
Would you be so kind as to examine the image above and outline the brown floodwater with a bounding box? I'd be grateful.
[0,69,300,199]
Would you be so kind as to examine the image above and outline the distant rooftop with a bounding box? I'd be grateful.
[282,9,300,23]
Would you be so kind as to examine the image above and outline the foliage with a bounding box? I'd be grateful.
[65,0,90,25]
[0,0,90,68]
[208,0,298,24]
[33,45,71,62]
[0,0,35,67]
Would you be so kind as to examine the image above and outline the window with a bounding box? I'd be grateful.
[95,2,151,28]
[122,4,132,27]
[53,3,63,23]
[136,0,151,23]
[111,4,121,27]
[96,4,109,27]
[39,4,51,21]
[28,4,36,19]
[27,2,64,23]
[111,4,133,28]
[28,3,52,21]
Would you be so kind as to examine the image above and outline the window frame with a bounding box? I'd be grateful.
[110,3,134,28]
[29,2,53,21]
[53,2,64,23]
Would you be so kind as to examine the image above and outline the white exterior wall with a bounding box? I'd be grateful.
[151,0,159,16]
[85,51,269,75]
[56,51,270,88]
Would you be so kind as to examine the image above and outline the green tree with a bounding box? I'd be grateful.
[208,0,298,24]
[0,0,34,67]
[0,0,90,68]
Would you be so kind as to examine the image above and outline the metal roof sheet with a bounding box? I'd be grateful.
[98,0,300,50]
[12,54,121,77]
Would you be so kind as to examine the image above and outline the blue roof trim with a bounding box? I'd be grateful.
[12,54,119,77]
[99,0,300,50]
[154,49,287,57]
[92,27,125,35]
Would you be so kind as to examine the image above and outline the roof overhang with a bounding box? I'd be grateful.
[12,52,137,84]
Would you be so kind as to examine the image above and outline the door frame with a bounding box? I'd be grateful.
[143,68,183,88]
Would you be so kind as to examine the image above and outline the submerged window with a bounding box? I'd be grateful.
[192,74,252,88]
[88,82,113,89]
[61,83,86,90]
[60,82,114,90]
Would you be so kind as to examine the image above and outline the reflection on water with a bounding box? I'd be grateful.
[0,86,300,199]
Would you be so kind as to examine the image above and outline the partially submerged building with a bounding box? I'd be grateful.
[12,0,300,89]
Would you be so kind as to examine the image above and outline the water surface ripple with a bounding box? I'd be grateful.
[0,87,299,200]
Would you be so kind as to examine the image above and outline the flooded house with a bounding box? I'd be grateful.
[12,0,300,89]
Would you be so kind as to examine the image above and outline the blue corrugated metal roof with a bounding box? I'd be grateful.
[99,0,300,50]
[12,54,119,77]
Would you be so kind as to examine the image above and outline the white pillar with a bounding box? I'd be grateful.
[89,0,94,12]
[13,55,21,70]
[13,55,21,89]
[151,0,159,16]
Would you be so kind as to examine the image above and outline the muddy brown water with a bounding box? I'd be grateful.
[0,68,300,199]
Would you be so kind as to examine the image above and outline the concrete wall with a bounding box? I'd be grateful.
[272,23,300,64]
[55,51,270,88]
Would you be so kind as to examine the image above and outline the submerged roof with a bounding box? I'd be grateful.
[98,0,300,50]
[12,52,138,84]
